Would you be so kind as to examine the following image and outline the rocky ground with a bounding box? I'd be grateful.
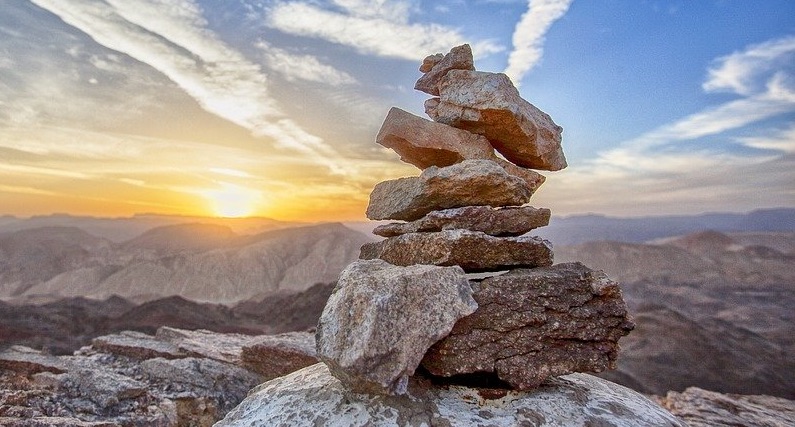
[0,327,317,426]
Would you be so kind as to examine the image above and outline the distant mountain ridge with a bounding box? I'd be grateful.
[0,222,370,305]
[535,207,795,245]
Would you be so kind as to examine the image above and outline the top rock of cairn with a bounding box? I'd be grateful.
[315,44,633,398]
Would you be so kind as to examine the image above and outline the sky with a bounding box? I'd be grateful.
[0,0,793,221]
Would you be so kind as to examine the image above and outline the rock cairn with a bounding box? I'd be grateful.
[315,44,635,396]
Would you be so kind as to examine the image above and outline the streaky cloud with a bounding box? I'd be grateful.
[504,0,573,85]
[265,1,503,60]
[257,41,357,86]
[31,0,345,172]
[703,35,795,96]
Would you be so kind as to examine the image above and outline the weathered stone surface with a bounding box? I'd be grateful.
[92,330,185,360]
[215,363,686,427]
[315,259,476,395]
[421,263,634,390]
[376,107,494,169]
[60,369,147,408]
[373,206,551,237]
[427,70,567,171]
[0,417,119,426]
[155,326,251,364]
[240,332,318,380]
[366,159,534,221]
[658,387,795,427]
[493,156,546,189]
[0,346,66,375]
[415,44,474,96]
[360,230,553,272]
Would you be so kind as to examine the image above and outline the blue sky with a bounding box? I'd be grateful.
[0,0,793,220]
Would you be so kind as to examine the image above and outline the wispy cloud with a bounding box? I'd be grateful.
[31,0,345,172]
[265,0,503,60]
[542,34,795,215]
[257,41,357,86]
[504,0,573,85]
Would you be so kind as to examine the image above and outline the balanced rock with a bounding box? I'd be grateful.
[366,159,534,221]
[373,205,551,237]
[360,230,553,272]
[421,262,634,390]
[376,107,494,169]
[415,44,474,96]
[215,363,687,427]
[426,70,567,171]
[315,259,476,395]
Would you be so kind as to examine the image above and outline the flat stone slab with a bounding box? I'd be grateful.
[155,326,253,364]
[360,230,553,272]
[215,363,686,426]
[376,107,494,169]
[427,70,567,171]
[241,332,318,380]
[366,159,534,221]
[373,206,551,237]
[421,262,634,390]
[0,346,66,375]
[92,330,185,360]
[316,259,476,395]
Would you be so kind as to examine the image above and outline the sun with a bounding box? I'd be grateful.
[202,183,260,218]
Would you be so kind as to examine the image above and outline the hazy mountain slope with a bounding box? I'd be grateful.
[18,222,369,304]
[536,207,795,245]
[0,227,113,297]
[0,213,299,242]
[557,231,795,398]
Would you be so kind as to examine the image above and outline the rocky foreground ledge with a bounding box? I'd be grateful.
[0,327,318,426]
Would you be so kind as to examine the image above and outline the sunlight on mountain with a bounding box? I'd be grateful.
[202,183,261,218]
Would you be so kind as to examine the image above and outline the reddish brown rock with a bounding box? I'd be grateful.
[360,230,553,272]
[0,346,66,375]
[373,206,551,237]
[365,159,534,221]
[92,330,186,360]
[240,332,318,380]
[427,70,567,171]
[421,262,634,390]
[376,107,494,169]
[415,44,475,96]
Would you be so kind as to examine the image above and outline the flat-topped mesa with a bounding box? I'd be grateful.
[415,44,567,171]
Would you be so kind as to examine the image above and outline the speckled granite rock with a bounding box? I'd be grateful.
[365,159,534,221]
[373,206,551,237]
[421,263,634,390]
[214,363,686,427]
[315,260,476,395]
[360,230,553,272]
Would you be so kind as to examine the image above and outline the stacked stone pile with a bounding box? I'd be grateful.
[217,44,683,427]
[315,44,634,396]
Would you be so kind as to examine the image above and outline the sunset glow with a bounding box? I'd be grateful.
[202,183,261,218]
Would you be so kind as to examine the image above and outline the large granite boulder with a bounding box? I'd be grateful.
[360,230,553,272]
[426,70,567,171]
[215,363,686,426]
[373,205,551,237]
[376,107,493,169]
[421,263,634,390]
[315,260,476,395]
[366,159,535,221]
[414,44,475,96]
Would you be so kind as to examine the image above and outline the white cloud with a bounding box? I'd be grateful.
[31,0,345,172]
[544,34,795,215]
[503,0,573,85]
[257,41,357,86]
[703,35,795,96]
[265,1,503,60]
[737,124,795,153]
